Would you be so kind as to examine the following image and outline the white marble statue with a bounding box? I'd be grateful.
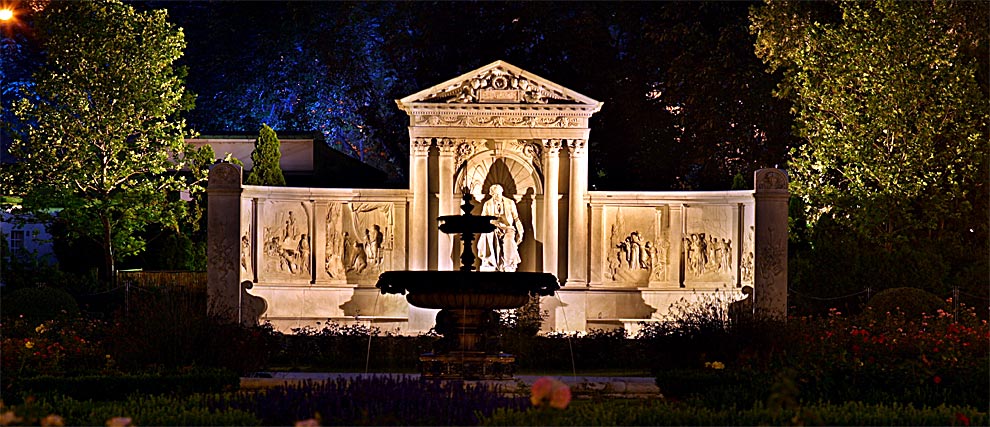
[477,184,523,272]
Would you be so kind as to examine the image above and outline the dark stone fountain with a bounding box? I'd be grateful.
[377,191,559,380]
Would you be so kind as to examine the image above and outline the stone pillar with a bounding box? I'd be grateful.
[409,137,431,270]
[753,168,789,320]
[436,138,457,271]
[207,163,244,323]
[542,139,562,276]
[566,139,588,286]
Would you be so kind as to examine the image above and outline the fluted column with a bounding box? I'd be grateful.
[542,139,562,276]
[566,139,588,285]
[436,138,457,271]
[409,137,431,270]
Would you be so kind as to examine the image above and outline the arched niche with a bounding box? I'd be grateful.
[456,152,542,202]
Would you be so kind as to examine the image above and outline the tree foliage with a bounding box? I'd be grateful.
[3,0,210,283]
[148,1,794,190]
[751,0,989,296]
[245,124,286,186]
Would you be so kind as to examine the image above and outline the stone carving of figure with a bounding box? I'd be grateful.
[477,184,523,272]
[366,224,384,265]
[348,235,368,273]
[284,211,299,242]
[297,234,310,273]
[710,236,721,272]
[642,241,652,270]
[240,233,250,272]
[722,239,732,273]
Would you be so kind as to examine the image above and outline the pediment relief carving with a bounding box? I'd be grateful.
[399,61,602,110]
[420,66,570,104]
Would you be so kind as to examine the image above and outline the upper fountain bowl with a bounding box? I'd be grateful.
[377,271,560,310]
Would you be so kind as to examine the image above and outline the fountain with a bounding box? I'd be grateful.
[377,190,559,380]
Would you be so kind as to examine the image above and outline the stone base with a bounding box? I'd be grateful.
[419,352,516,380]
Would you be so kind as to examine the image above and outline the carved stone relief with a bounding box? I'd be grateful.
[343,203,394,283]
[683,205,736,284]
[261,202,311,279]
[756,169,788,190]
[741,226,755,283]
[604,207,662,285]
[420,66,571,104]
[324,202,345,280]
[651,207,671,282]
[240,199,253,278]
[757,226,785,281]
[413,115,582,128]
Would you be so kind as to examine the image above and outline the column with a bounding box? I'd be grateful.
[753,168,789,320]
[566,139,588,285]
[542,139,562,277]
[207,162,244,323]
[409,137,431,270]
[436,138,456,271]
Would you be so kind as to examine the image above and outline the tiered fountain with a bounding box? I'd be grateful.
[377,190,559,380]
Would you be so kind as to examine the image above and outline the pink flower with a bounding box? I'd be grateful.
[295,419,320,427]
[530,377,572,409]
[41,415,64,427]
[106,417,132,427]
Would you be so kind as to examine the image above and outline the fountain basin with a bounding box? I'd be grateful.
[376,270,559,380]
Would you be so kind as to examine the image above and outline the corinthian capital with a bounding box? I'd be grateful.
[567,139,587,155]
[542,139,563,154]
[436,138,457,154]
[411,138,432,155]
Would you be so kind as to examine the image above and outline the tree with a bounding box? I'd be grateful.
[751,0,989,297]
[245,124,286,186]
[3,0,207,285]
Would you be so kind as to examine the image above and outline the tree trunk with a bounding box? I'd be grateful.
[101,215,116,288]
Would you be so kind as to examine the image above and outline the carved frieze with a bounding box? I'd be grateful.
[420,66,571,104]
[413,114,582,128]
[261,203,311,279]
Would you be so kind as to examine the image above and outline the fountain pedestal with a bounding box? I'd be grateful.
[377,188,559,380]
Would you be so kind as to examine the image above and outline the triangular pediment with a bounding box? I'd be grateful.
[399,60,600,106]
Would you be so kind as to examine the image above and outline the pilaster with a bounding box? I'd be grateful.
[542,139,562,277]
[409,137,431,270]
[566,139,589,286]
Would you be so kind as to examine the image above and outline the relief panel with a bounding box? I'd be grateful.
[260,201,312,282]
[683,205,736,285]
[343,202,395,284]
[603,206,666,286]
[323,202,346,282]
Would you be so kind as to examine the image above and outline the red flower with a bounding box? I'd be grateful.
[933,375,942,384]
[955,412,970,426]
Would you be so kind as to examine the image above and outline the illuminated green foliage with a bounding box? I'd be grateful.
[244,124,286,186]
[3,0,211,283]
[750,0,988,295]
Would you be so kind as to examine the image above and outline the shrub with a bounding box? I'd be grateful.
[480,400,988,426]
[209,376,528,426]
[1,286,79,322]
[7,368,240,402]
[867,287,947,318]
[12,394,261,426]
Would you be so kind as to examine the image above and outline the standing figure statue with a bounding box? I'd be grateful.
[477,184,524,272]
